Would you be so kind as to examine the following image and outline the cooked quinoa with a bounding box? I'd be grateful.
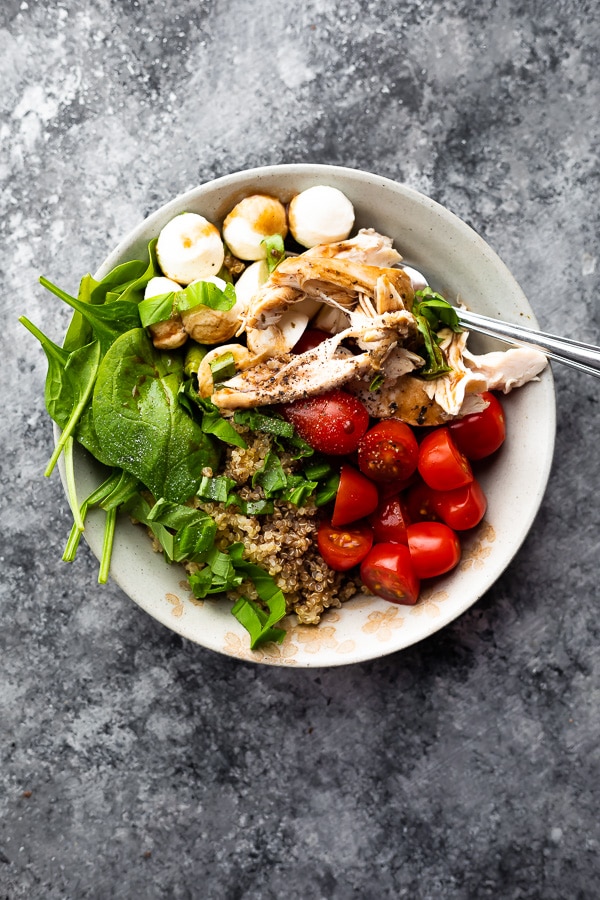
[188,424,359,625]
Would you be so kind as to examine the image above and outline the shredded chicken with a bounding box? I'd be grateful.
[188,221,548,422]
[304,228,403,268]
[244,255,414,330]
[463,345,548,392]
[212,310,415,409]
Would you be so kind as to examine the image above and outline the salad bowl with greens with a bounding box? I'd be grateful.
[22,164,555,667]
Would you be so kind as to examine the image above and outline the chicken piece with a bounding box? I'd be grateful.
[421,330,490,417]
[211,310,415,409]
[355,373,452,427]
[245,310,310,357]
[419,331,548,417]
[346,345,446,426]
[244,256,414,329]
[304,228,403,268]
[462,345,548,392]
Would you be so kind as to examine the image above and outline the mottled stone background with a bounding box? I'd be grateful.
[1,1,599,897]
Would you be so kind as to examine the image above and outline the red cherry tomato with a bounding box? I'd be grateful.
[317,520,374,572]
[368,493,411,544]
[357,419,419,483]
[417,427,473,491]
[331,464,379,527]
[448,392,506,460]
[407,522,461,579]
[280,390,370,455]
[431,479,488,531]
[291,328,331,354]
[405,480,442,523]
[360,542,420,605]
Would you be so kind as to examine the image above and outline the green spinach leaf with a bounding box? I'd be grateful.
[19,316,102,475]
[92,328,220,502]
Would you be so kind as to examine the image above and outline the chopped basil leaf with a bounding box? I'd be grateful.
[261,234,286,274]
[414,287,462,331]
[229,543,287,647]
[184,343,208,376]
[369,373,385,391]
[231,597,286,647]
[233,408,294,438]
[145,497,217,562]
[183,390,248,448]
[176,279,236,314]
[315,471,340,507]
[138,292,176,327]
[282,474,318,507]
[302,458,334,481]
[252,449,287,495]
[413,287,463,379]
[138,280,236,328]
[229,497,274,516]
[197,474,237,503]
[209,351,236,383]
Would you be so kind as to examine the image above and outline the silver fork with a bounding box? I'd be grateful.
[401,265,600,379]
[456,309,600,379]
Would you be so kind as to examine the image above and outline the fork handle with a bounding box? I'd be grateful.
[458,309,600,378]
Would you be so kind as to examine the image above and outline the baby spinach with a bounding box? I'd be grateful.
[92,328,220,503]
[19,316,102,476]
[39,276,142,356]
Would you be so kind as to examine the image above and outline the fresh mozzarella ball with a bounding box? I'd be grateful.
[190,275,228,291]
[143,276,182,299]
[222,195,288,261]
[232,259,270,311]
[246,311,309,357]
[156,212,225,285]
[313,303,349,334]
[288,185,355,248]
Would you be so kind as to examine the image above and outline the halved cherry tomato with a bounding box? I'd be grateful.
[407,522,461,579]
[405,480,442,523]
[368,493,411,544]
[448,392,506,460]
[331,464,379,527]
[417,427,473,491]
[292,328,331,354]
[357,419,419,483]
[317,520,374,572]
[431,479,487,531]
[280,389,370,455]
[360,542,420,605]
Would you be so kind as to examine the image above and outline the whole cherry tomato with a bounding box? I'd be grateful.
[331,464,379,527]
[357,419,419,483]
[407,521,461,579]
[431,479,488,531]
[360,542,420,605]
[317,520,374,572]
[291,328,331,354]
[280,389,370,455]
[417,427,473,491]
[368,493,411,544]
[448,392,506,460]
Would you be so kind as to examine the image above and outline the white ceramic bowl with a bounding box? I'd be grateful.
[62,164,556,667]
